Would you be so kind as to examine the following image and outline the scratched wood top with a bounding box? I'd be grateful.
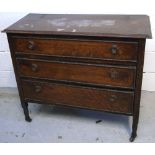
[3,13,152,38]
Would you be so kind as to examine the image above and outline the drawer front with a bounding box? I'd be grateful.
[22,80,134,114]
[17,59,136,89]
[14,38,138,61]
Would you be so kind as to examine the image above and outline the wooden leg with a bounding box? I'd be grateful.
[21,102,32,122]
[129,39,145,142]
[129,115,139,142]
[130,132,137,142]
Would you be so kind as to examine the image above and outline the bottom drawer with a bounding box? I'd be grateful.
[21,80,134,114]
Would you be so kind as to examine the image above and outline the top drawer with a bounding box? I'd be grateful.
[13,37,138,61]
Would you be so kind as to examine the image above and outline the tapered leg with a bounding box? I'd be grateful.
[21,102,32,122]
[129,39,146,142]
[130,132,137,142]
[129,114,139,142]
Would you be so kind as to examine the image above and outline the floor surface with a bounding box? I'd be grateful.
[0,88,155,143]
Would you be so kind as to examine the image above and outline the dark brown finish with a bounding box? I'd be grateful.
[130,39,146,142]
[3,14,152,38]
[13,37,138,62]
[17,59,136,89]
[22,80,134,114]
[3,14,152,142]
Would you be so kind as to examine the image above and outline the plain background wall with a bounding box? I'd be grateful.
[0,0,155,90]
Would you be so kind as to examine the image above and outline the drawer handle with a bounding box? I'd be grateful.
[27,41,35,50]
[109,95,118,102]
[110,70,119,79]
[111,45,118,55]
[31,63,38,72]
[34,85,42,93]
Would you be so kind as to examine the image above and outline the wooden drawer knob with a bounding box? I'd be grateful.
[109,94,118,102]
[27,41,35,50]
[110,69,119,79]
[111,45,118,55]
[31,63,38,72]
[34,85,42,93]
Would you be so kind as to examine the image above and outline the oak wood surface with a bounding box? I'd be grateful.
[17,58,136,89]
[3,14,152,38]
[13,37,138,61]
[4,14,152,141]
[22,80,134,114]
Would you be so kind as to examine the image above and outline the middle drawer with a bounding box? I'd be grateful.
[17,59,136,89]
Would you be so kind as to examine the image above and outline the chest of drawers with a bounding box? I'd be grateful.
[3,14,152,142]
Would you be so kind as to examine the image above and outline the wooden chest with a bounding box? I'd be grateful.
[3,14,152,142]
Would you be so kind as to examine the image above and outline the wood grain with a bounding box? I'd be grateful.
[3,14,152,38]
[22,80,134,114]
[17,58,136,89]
[14,37,138,61]
[4,14,152,141]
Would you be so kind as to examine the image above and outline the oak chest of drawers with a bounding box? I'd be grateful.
[3,14,152,142]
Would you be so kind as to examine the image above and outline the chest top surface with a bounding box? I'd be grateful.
[3,13,152,39]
